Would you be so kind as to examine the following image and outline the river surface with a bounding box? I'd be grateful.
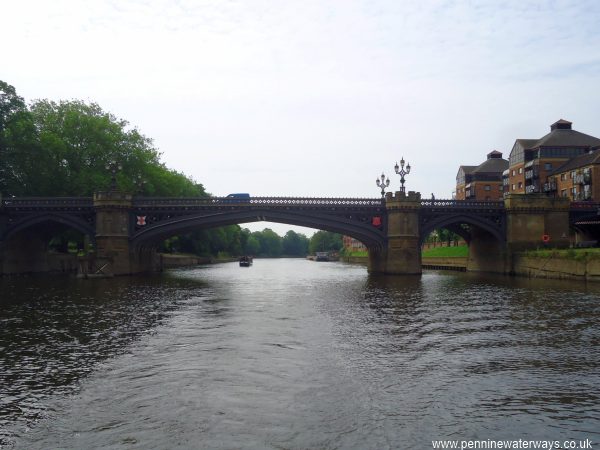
[1,259,599,449]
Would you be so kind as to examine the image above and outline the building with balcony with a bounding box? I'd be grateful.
[506,119,600,196]
[543,148,600,201]
[455,151,507,201]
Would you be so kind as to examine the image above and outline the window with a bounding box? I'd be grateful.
[512,184,516,191]
[518,168,523,174]
[560,173,566,181]
[485,196,491,201]
[499,185,503,191]
[512,170,516,176]
[484,185,491,191]
[561,189,568,197]
[571,171,576,179]
[544,163,552,170]
[518,182,523,189]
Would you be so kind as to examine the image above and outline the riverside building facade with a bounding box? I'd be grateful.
[504,119,600,197]
[455,151,508,201]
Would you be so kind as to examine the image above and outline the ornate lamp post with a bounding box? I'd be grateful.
[394,157,411,194]
[376,173,390,198]
[133,174,147,194]
[105,160,122,191]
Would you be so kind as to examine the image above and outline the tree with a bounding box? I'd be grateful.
[28,99,207,196]
[309,230,343,254]
[282,230,309,256]
[252,228,283,257]
[0,80,35,195]
[0,92,206,197]
[244,234,261,256]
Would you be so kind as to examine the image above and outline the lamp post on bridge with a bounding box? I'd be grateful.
[105,160,123,191]
[376,173,390,198]
[394,157,411,194]
[133,174,147,195]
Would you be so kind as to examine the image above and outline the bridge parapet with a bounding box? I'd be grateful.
[421,199,504,210]
[1,197,94,210]
[132,196,383,208]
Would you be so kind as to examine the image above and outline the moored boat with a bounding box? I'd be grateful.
[239,256,253,267]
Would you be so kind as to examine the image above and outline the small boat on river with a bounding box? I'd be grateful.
[315,252,329,262]
[239,256,253,267]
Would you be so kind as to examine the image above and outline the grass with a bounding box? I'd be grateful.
[524,247,600,261]
[344,251,369,258]
[421,245,469,258]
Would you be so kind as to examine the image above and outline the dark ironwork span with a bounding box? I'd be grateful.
[419,199,506,244]
[130,197,387,250]
[0,197,96,242]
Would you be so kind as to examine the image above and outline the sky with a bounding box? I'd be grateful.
[3,0,600,236]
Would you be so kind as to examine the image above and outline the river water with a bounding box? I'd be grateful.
[1,259,599,449]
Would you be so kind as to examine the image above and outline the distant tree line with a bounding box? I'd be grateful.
[161,228,344,258]
[0,80,345,258]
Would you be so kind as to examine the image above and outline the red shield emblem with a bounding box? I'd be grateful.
[136,215,147,226]
[371,216,382,227]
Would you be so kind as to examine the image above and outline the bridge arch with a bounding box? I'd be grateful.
[130,208,386,253]
[2,213,96,244]
[420,213,505,246]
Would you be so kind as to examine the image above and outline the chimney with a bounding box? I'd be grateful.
[551,119,572,131]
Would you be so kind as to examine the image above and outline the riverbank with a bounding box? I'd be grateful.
[343,246,600,281]
[160,253,236,268]
[513,249,600,282]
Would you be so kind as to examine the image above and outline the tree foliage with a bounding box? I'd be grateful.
[0,83,205,197]
[308,230,343,254]
[282,230,309,256]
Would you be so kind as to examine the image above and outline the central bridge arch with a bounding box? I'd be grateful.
[129,197,388,258]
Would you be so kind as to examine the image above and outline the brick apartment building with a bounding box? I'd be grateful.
[455,151,508,201]
[504,119,600,196]
[544,148,600,201]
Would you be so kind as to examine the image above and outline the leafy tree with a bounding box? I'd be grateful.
[252,228,283,257]
[27,99,206,196]
[282,230,309,256]
[0,90,206,197]
[309,230,343,254]
[0,80,37,195]
[244,234,261,256]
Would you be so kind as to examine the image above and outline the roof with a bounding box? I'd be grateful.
[548,149,600,175]
[513,139,538,151]
[459,165,476,173]
[456,165,476,179]
[472,157,509,174]
[531,128,600,148]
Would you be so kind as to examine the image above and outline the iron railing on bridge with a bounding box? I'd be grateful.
[1,197,94,209]
[5,196,597,211]
[420,199,505,209]
[132,196,385,208]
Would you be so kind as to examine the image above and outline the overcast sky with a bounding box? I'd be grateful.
[3,0,600,236]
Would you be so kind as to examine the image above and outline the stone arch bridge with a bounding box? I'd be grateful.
[1,191,597,275]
